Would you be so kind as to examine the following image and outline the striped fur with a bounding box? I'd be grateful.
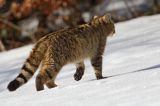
[7,14,115,91]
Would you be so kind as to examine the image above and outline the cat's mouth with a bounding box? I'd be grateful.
[109,31,115,36]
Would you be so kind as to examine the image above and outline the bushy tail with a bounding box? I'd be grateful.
[7,41,47,91]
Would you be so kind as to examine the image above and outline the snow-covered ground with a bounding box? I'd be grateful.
[0,14,160,106]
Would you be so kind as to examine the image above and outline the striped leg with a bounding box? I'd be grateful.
[35,64,61,91]
[91,38,106,80]
[74,62,85,81]
[91,56,103,80]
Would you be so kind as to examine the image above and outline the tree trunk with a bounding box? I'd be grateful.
[124,0,135,18]
[153,0,159,13]
[0,40,6,52]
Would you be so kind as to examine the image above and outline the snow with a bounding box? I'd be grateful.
[106,0,146,11]
[0,14,160,106]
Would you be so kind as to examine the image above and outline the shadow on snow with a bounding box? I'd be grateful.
[91,64,160,81]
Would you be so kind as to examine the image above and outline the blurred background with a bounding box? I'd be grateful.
[0,0,159,52]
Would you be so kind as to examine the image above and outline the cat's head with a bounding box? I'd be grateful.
[91,14,115,36]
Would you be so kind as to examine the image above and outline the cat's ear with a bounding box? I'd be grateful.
[93,16,98,19]
[105,13,111,19]
[102,13,111,22]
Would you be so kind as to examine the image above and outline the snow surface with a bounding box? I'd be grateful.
[0,15,160,106]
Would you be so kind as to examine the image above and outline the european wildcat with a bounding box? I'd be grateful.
[7,14,115,91]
